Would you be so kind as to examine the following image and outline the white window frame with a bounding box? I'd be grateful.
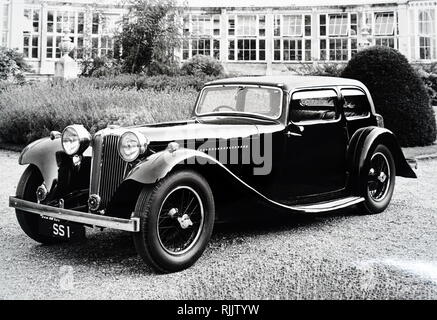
[23,7,40,60]
[45,9,86,60]
[182,14,220,61]
[273,13,312,62]
[318,12,358,62]
[227,14,265,62]
[370,11,398,50]
[417,8,436,60]
[0,2,9,47]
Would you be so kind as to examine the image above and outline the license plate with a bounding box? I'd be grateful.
[38,215,85,240]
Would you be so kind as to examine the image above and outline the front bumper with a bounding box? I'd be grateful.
[9,196,140,232]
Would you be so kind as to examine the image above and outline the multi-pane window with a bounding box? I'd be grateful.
[418,9,436,60]
[0,3,8,47]
[228,15,265,61]
[182,14,220,60]
[46,10,85,59]
[371,12,397,49]
[319,13,357,61]
[90,13,118,59]
[274,14,312,62]
[23,8,40,58]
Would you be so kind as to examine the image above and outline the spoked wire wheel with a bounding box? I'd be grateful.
[367,152,391,202]
[133,170,215,273]
[157,186,204,255]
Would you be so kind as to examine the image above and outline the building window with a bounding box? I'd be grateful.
[182,14,220,60]
[319,13,357,61]
[100,36,113,58]
[23,8,40,58]
[418,9,436,60]
[0,3,8,47]
[371,12,397,49]
[227,15,265,61]
[46,10,85,60]
[273,14,312,62]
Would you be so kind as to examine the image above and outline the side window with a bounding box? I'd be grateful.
[341,88,370,119]
[290,89,338,123]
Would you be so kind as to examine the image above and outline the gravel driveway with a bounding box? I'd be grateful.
[0,150,436,299]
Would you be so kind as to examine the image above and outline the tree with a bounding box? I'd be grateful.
[341,46,436,147]
[0,46,31,82]
[115,0,181,74]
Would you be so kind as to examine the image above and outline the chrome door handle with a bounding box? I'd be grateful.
[286,131,302,137]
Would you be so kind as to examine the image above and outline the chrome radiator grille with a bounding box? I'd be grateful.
[90,134,127,210]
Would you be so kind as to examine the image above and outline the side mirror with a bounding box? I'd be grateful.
[286,122,304,137]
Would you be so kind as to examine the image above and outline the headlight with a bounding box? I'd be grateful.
[61,125,91,155]
[118,131,148,162]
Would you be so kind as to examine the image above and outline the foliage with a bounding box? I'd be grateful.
[74,74,224,91]
[114,0,181,74]
[0,80,197,145]
[342,46,436,147]
[181,55,224,77]
[413,62,437,106]
[286,61,345,77]
[80,56,123,78]
[0,47,31,82]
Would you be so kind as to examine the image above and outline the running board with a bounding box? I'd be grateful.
[290,196,365,214]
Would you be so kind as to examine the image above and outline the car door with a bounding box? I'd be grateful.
[279,88,349,202]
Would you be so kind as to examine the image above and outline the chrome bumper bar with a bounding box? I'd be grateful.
[9,196,140,232]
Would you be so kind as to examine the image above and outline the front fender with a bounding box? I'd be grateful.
[124,148,219,184]
[348,127,417,190]
[18,137,63,190]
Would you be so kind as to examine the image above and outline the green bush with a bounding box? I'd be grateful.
[0,80,197,145]
[77,74,224,91]
[181,55,224,77]
[413,63,437,106]
[80,56,123,78]
[0,46,31,82]
[287,61,345,77]
[341,46,436,147]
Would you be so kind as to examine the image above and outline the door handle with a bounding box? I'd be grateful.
[286,131,302,137]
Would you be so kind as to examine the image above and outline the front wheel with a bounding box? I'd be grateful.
[133,170,215,273]
[360,144,396,214]
[16,165,65,244]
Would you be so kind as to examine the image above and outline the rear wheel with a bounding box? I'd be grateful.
[133,170,215,273]
[16,165,65,244]
[360,144,396,214]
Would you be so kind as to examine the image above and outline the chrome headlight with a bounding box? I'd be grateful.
[118,131,148,162]
[61,125,91,155]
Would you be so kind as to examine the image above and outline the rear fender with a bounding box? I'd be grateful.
[348,126,417,193]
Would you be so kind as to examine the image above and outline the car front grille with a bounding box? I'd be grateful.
[89,133,128,211]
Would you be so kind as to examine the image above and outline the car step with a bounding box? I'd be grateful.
[290,196,364,214]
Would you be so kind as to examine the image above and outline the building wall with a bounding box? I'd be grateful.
[1,0,436,76]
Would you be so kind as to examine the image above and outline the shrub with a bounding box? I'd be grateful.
[287,61,345,77]
[76,74,224,91]
[341,46,436,147]
[413,63,437,106]
[0,46,31,82]
[80,56,123,78]
[0,80,197,145]
[181,55,224,77]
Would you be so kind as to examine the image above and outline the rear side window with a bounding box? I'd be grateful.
[341,88,370,119]
[290,89,338,123]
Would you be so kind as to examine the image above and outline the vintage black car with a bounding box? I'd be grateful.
[9,76,416,273]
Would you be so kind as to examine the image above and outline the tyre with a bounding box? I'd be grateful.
[360,144,396,214]
[16,165,65,244]
[133,170,215,273]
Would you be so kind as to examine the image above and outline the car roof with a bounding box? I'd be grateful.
[206,75,365,91]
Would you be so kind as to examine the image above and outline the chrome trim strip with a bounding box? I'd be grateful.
[9,196,140,232]
[291,196,365,213]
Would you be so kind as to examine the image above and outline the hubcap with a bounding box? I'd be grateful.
[157,186,204,255]
[367,152,391,202]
